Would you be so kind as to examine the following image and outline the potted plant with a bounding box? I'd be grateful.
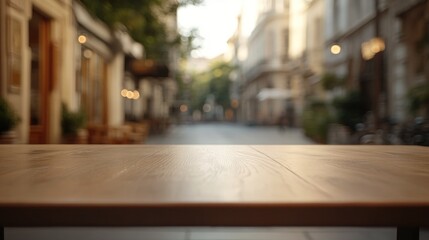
[61,103,87,143]
[407,82,429,117]
[332,90,367,132]
[321,72,345,91]
[302,99,334,143]
[0,97,20,144]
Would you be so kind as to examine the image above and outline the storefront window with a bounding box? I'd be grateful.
[78,47,107,126]
[6,16,22,93]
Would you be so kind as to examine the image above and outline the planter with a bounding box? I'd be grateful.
[0,97,20,142]
[0,131,16,144]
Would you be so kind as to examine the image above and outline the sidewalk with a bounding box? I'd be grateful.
[146,123,314,144]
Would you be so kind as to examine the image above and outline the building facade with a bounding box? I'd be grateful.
[240,0,306,126]
[324,0,428,124]
[226,15,245,122]
[0,0,146,143]
[390,0,429,120]
[302,0,326,101]
[1,0,75,143]
[129,1,179,132]
[324,0,393,124]
[74,1,144,143]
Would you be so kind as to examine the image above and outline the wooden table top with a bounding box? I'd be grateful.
[0,145,428,227]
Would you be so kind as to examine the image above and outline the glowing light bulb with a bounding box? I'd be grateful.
[330,44,341,55]
[78,35,87,44]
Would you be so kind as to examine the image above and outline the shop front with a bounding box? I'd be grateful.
[1,0,74,143]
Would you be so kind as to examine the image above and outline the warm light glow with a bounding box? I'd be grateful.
[122,89,140,100]
[126,91,134,99]
[373,37,385,51]
[231,99,239,109]
[180,104,188,113]
[83,49,93,59]
[361,43,373,60]
[370,43,381,53]
[361,38,385,60]
[121,89,128,97]
[132,90,140,100]
[78,35,87,44]
[330,44,341,55]
[225,109,234,121]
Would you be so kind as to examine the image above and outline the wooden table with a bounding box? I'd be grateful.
[0,145,428,240]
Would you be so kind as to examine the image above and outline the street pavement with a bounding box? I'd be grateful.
[146,122,314,144]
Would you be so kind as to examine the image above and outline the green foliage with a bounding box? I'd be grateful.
[209,62,233,108]
[407,82,429,116]
[332,90,366,131]
[180,28,201,59]
[0,97,20,133]
[80,0,202,61]
[189,61,234,111]
[321,72,344,91]
[302,100,333,143]
[190,75,210,111]
[61,103,86,136]
[175,71,186,98]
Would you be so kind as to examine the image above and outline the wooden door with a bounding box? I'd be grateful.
[29,9,51,144]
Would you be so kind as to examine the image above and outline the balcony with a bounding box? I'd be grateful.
[244,59,268,83]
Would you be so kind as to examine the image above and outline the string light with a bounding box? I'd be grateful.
[330,44,341,55]
[78,35,87,44]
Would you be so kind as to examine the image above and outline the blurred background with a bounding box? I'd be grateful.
[0,0,428,145]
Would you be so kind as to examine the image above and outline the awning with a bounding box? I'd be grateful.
[257,88,292,101]
[131,59,170,78]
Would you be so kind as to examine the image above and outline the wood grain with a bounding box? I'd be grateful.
[0,145,428,226]
[251,145,429,202]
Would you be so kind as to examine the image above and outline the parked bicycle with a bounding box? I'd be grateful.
[400,117,429,146]
[353,116,403,145]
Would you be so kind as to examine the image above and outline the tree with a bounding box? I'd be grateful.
[180,28,201,59]
[190,73,210,111]
[208,61,233,109]
[189,61,234,111]
[80,0,202,61]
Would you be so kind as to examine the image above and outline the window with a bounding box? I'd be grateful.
[283,29,289,61]
[78,47,107,125]
[266,31,275,59]
[6,16,22,93]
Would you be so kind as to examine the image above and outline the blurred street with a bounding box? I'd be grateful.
[146,123,314,144]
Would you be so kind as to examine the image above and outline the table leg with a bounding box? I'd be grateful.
[397,227,419,240]
[1,226,3,240]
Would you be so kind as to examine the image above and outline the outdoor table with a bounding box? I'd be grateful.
[0,145,428,240]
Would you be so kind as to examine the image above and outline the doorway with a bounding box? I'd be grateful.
[28,9,51,143]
